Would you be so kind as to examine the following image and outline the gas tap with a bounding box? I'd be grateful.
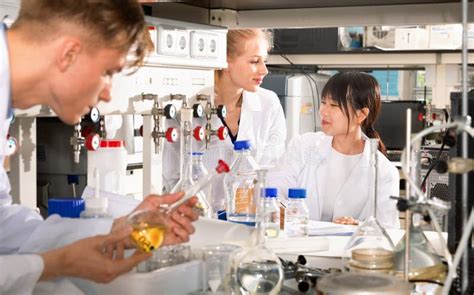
[172,94,204,119]
[141,93,178,154]
[196,94,228,148]
[69,107,101,164]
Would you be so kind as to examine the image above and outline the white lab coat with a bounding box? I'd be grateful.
[0,23,113,295]
[267,132,400,229]
[163,87,287,209]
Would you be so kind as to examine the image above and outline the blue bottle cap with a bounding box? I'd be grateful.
[233,140,251,151]
[288,188,306,199]
[264,188,278,198]
[192,152,204,156]
[48,198,85,218]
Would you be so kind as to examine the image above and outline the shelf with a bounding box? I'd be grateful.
[141,1,474,28]
[266,52,474,68]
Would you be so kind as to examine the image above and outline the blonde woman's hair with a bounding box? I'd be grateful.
[226,29,273,59]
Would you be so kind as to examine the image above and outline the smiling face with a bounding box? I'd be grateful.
[319,96,360,137]
[48,43,126,125]
[226,36,269,92]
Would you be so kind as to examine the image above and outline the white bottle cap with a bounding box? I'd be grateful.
[181,108,193,122]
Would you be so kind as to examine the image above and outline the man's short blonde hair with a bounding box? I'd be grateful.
[12,0,151,68]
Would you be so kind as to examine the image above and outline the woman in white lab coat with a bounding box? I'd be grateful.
[164,29,287,212]
[268,72,400,229]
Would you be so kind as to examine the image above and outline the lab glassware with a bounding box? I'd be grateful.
[284,188,309,237]
[224,140,259,226]
[262,188,280,239]
[171,108,211,217]
[342,139,395,273]
[202,244,241,293]
[128,160,230,252]
[235,185,284,294]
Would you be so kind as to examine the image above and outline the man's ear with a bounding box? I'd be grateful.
[56,38,82,72]
[357,107,369,124]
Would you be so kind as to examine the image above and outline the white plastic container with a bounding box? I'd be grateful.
[87,140,127,194]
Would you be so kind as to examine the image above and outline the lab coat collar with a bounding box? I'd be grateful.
[242,90,262,112]
[317,132,372,167]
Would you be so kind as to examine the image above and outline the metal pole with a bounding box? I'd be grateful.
[461,0,469,292]
[404,108,412,281]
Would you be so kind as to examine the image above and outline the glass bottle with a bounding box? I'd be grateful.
[262,188,280,239]
[284,188,309,237]
[171,109,211,217]
[342,139,395,273]
[224,140,259,226]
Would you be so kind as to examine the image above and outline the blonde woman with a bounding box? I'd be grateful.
[164,29,287,212]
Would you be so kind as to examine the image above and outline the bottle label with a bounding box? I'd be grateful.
[235,188,255,214]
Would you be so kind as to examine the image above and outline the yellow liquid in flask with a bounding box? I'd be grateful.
[131,224,166,253]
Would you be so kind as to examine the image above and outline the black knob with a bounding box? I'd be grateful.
[217,105,227,119]
[298,281,310,292]
[193,104,204,118]
[297,255,307,265]
[443,130,456,147]
[85,107,100,123]
[164,104,176,119]
[397,198,409,212]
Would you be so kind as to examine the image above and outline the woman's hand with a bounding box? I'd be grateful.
[333,216,359,225]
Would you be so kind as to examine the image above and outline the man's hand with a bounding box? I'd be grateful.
[140,192,199,245]
[40,227,151,283]
[110,192,199,250]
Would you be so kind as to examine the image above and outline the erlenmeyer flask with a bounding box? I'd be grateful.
[171,108,211,217]
[342,139,395,273]
[235,184,284,294]
[393,214,446,282]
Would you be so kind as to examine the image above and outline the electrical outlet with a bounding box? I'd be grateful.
[176,30,190,56]
[190,31,207,58]
[207,33,219,58]
[157,27,176,55]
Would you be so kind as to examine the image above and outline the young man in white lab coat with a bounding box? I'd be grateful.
[268,72,400,229]
[0,1,199,293]
[163,29,287,212]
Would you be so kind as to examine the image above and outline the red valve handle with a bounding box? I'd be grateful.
[165,128,179,143]
[85,133,101,151]
[217,126,228,140]
[193,126,205,141]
